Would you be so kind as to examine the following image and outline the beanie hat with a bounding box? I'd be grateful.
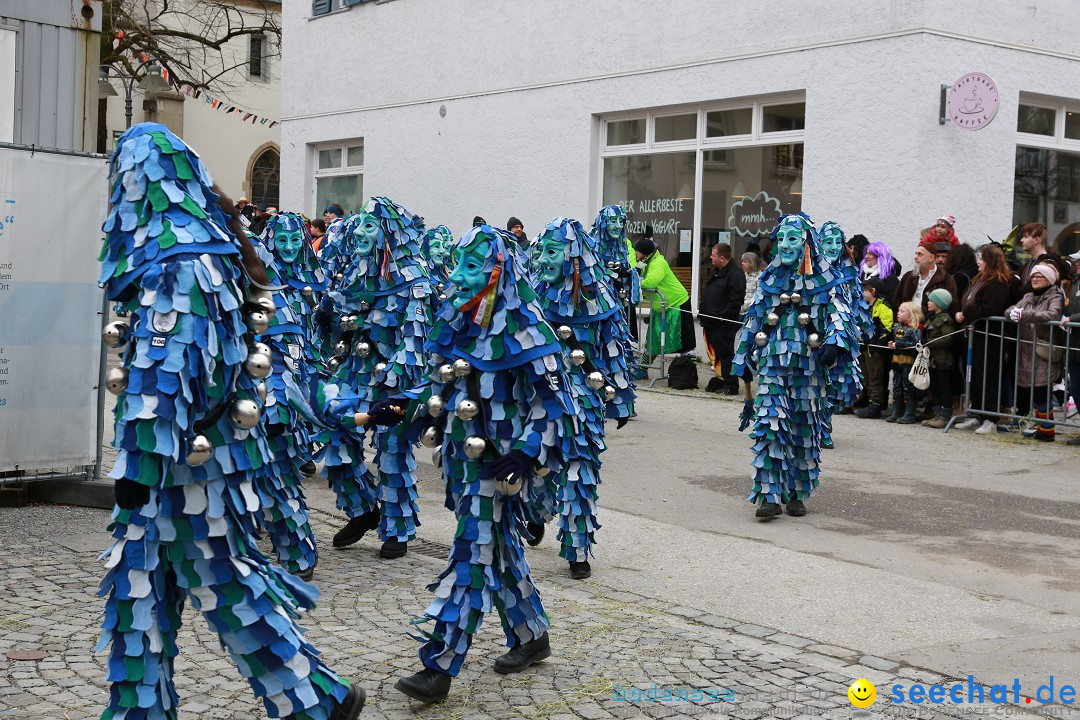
[633,238,655,256]
[934,242,951,254]
[1030,262,1059,285]
[506,216,523,231]
[325,202,344,216]
[937,214,956,227]
[928,288,952,310]
[472,215,487,227]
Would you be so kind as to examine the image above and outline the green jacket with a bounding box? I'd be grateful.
[639,251,689,310]
[923,310,957,368]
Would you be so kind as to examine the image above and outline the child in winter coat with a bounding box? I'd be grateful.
[855,277,894,419]
[888,301,924,424]
[922,288,958,428]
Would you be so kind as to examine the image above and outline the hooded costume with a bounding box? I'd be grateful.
[731,213,859,516]
[591,204,643,389]
[421,224,454,286]
[97,123,353,720]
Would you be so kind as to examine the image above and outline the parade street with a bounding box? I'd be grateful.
[1,380,1076,720]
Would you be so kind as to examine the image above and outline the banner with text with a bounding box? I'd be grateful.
[0,148,107,472]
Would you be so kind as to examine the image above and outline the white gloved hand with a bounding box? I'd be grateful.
[1009,307,1023,322]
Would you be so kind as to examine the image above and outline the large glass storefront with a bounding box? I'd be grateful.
[599,97,804,310]
[1014,98,1080,256]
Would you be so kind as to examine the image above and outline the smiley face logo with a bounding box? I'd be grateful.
[848,678,876,708]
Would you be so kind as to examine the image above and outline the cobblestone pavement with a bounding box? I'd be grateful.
[8,502,1055,720]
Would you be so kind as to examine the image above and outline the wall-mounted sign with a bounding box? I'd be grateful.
[945,72,1000,131]
[728,191,782,238]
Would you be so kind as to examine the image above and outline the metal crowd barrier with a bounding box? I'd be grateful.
[948,316,1079,436]
[635,288,669,388]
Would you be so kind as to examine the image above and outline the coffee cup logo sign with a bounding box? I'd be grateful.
[728,191,782,238]
[946,72,1000,130]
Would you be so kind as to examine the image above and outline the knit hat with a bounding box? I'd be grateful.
[937,214,956,227]
[1030,262,1059,284]
[472,215,487,227]
[325,202,344,217]
[506,216,523,231]
[863,277,885,295]
[927,288,952,310]
[934,242,951,254]
[633,238,655,256]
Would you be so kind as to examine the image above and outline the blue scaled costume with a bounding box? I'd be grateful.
[591,205,641,412]
[314,197,432,555]
[96,123,356,720]
[421,225,454,287]
[531,217,633,573]
[395,225,576,696]
[817,221,872,448]
[731,213,860,517]
[251,212,328,576]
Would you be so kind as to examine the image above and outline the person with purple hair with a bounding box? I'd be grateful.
[859,241,901,300]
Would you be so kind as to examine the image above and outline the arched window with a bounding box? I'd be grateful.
[249,147,280,208]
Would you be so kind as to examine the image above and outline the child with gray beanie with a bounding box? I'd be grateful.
[922,288,958,428]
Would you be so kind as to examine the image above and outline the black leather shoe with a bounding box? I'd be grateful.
[296,563,315,582]
[721,385,740,396]
[755,501,782,519]
[785,499,807,517]
[330,684,365,720]
[300,460,318,477]
[569,561,591,579]
[379,538,408,559]
[525,521,545,547]
[332,510,380,548]
[395,668,451,704]
[493,633,551,674]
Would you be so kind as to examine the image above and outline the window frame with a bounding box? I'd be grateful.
[311,139,365,216]
[1016,94,1080,151]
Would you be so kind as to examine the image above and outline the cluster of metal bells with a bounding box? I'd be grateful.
[778,292,803,305]
[436,359,472,383]
[421,428,497,459]
[754,330,822,347]
[765,311,811,327]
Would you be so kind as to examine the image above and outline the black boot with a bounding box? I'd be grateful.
[525,521,545,547]
[493,632,551,674]
[395,668,451,704]
[569,560,591,579]
[897,402,919,424]
[329,684,366,720]
[785,498,807,517]
[755,501,782,519]
[379,538,408,559]
[886,400,904,423]
[855,403,881,419]
[296,560,316,582]
[332,510,380,548]
[299,459,318,477]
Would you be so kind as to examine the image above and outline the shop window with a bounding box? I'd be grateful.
[654,113,697,143]
[1018,104,1055,136]
[705,108,752,138]
[762,102,805,133]
[607,119,645,146]
[1013,146,1080,254]
[314,140,364,216]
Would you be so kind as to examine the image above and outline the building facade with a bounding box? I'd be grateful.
[281,0,1080,308]
[101,0,282,207]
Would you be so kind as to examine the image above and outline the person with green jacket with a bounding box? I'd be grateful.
[634,239,695,365]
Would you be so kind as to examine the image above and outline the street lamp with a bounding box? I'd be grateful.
[100,58,171,129]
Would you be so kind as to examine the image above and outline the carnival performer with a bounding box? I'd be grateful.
[250,212,328,580]
[816,221,871,449]
[315,197,431,558]
[97,123,364,720]
[421,224,454,288]
[731,213,859,519]
[531,217,633,578]
[386,225,576,703]
[591,204,642,397]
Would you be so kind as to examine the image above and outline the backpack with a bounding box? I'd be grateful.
[666,355,698,390]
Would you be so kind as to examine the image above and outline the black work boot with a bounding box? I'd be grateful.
[525,521,545,547]
[755,501,782,519]
[855,403,881,419]
[296,560,316,582]
[395,668,452,704]
[379,538,408,559]
[299,459,318,477]
[493,632,551,674]
[569,561,591,580]
[329,684,366,719]
[785,498,807,517]
[332,510,380,548]
[886,400,904,423]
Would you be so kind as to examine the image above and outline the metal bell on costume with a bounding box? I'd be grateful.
[333,272,344,282]
[244,352,272,379]
[452,359,472,377]
[105,367,128,395]
[354,341,371,357]
[808,333,822,347]
[229,398,261,428]
[334,341,349,356]
[779,293,791,304]
[432,448,442,467]
[791,293,802,304]
[455,399,479,420]
[420,425,443,448]
[426,395,446,417]
[754,331,768,347]
[437,364,455,383]
[251,342,272,358]
[798,312,810,326]
[327,356,342,372]
[766,313,780,326]
[587,371,605,389]
[255,381,267,403]
[569,349,586,366]
[358,301,370,312]
[619,289,628,299]
[302,286,314,297]
[603,385,617,402]
[373,361,387,375]
[495,477,523,497]
[185,435,213,466]
[102,320,129,348]
[556,325,572,340]
[247,310,270,334]
[463,436,486,459]
[251,292,276,318]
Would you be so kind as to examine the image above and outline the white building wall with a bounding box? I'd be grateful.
[281,0,1080,262]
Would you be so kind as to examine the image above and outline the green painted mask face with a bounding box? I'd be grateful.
[536,236,567,284]
[448,239,492,310]
[274,228,304,264]
[606,215,624,241]
[429,237,449,268]
[352,213,383,257]
[820,228,844,264]
[775,225,805,267]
